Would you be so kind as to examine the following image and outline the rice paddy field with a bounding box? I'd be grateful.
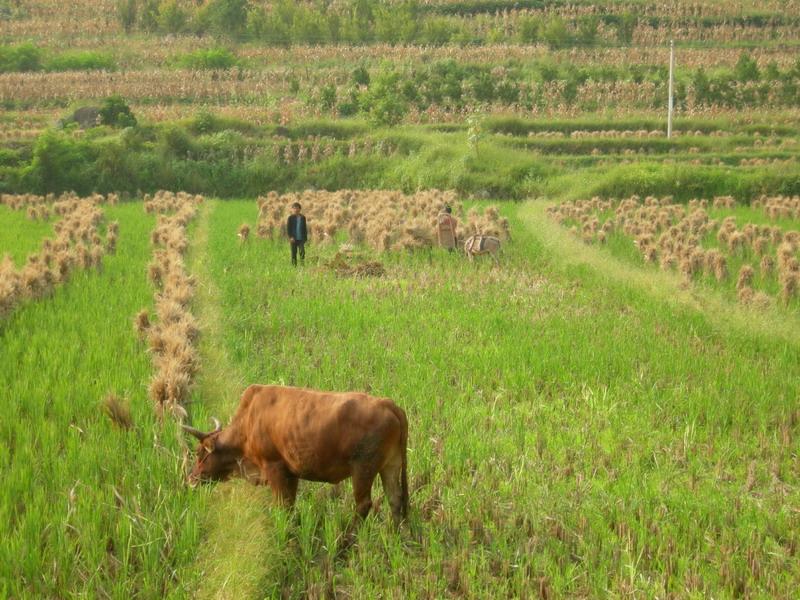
[2,0,800,598]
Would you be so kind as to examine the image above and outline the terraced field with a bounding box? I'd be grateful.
[2,0,800,596]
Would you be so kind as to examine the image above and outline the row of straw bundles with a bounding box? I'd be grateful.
[0,199,114,320]
[136,191,203,417]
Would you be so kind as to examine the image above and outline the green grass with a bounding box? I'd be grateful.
[0,203,204,598]
[181,199,800,597]
[0,206,54,266]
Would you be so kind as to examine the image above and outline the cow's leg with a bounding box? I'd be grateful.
[264,461,299,507]
[379,457,404,525]
[351,467,378,520]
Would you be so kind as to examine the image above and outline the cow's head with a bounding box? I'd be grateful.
[182,418,241,485]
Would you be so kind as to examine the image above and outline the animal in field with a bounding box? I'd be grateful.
[183,384,409,523]
[464,234,501,265]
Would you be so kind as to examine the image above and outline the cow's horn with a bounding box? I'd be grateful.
[211,417,222,433]
[181,424,207,440]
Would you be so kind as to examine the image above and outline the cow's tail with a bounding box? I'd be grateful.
[390,404,410,520]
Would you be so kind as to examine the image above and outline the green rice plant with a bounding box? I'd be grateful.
[186,199,800,598]
[0,203,206,597]
[0,204,54,265]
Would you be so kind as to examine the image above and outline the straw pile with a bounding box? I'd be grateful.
[255,190,510,252]
[0,197,111,320]
[139,191,203,417]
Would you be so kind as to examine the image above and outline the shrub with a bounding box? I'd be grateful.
[175,48,238,70]
[362,69,408,127]
[116,0,137,33]
[22,129,94,194]
[734,53,760,83]
[0,43,42,73]
[421,18,456,45]
[159,125,196,158]
[616,12,637,45]
[374,1,420,44]
[46,51,116,72]
[157,0,188,34]
[352,65,370,86]
[541,16,570,49]
[577,15,600,45]
[320,84,337,111]
[196,0,248,37]
[100,95,137,128]
[517,17,539,43]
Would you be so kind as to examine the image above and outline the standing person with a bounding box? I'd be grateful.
[437,204,458,252]
[287,202,308,266]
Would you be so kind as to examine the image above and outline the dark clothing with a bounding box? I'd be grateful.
[291,240,305,266]
[286,214,308,242]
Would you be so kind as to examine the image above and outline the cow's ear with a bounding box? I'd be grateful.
[203,438,216,453]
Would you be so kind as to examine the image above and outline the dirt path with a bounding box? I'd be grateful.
[188,200,271,600]
[519,200,800,342]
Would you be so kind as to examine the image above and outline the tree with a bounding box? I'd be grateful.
[139,0,160,32]
[577,15,599,46]
[692,67,711,105]
[352,65,370,86]
[363,68,408,127]
[320,84,337,111]
[374,1,419,44]
[116,0,137,33]
[99,95,137,128]
[197,0,248,37]
[157,0,187,34]
[734,53,760,83]
[542,16,570,49]
[517,17,539,44]
[616,12,637,45]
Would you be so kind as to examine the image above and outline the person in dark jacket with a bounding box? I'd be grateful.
[286,202,308,266]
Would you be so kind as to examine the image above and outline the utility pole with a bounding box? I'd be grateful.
[667,39,675,139]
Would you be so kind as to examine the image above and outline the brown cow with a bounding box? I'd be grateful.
[183,384,409,523]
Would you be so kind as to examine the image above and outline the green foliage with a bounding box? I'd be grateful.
[116,0,137,33]
[196,0,249,37]
[577,14,600,45]
[99,95,137,128]
[734,52,761,82]
[0,44,116,73]
[139,0,160,32]
[517,16,540,43]
[192,110,221,135]
[174,48,239,70]
[45,51,116,72]
[362,68,408,127]
[541,16,570,49]
[22,129,94,194]
[420,18,457,45]
[158,124,196,158]
[0,43,42,73]
[374,1,420,44]
[157,0,187,34]
[616,12,637,45]
[352,65,370,86]
[319,83,337,111]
